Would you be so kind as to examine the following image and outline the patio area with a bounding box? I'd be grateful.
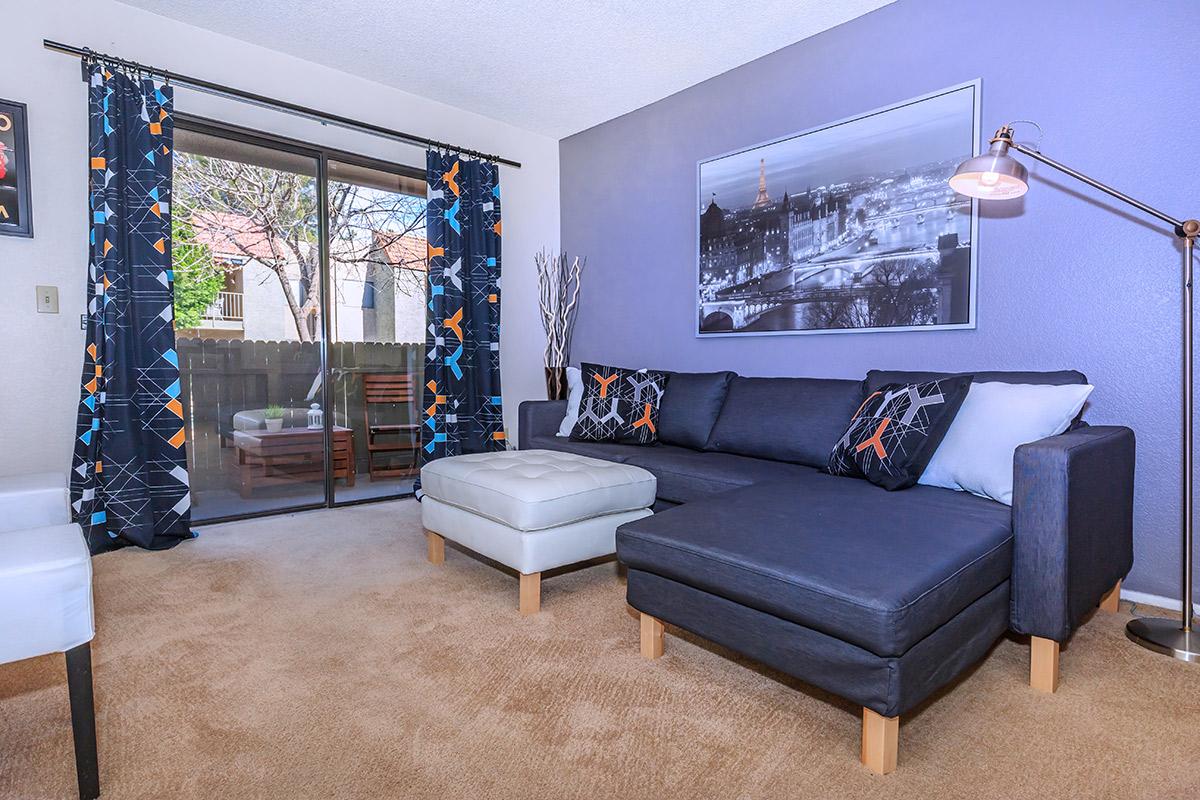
[181,337,422,521]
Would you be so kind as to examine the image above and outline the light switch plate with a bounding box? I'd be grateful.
[35,285,60,314]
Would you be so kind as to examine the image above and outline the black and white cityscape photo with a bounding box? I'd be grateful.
[697,83,979,336]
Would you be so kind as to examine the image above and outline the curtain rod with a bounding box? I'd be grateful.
[42,39,522,169]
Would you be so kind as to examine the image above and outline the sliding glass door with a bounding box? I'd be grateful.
[326,159,427,502]
[173,119,425,522]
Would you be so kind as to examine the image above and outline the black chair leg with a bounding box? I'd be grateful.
[65,643,100,800]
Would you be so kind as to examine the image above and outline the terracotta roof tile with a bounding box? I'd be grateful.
[371,231,428,272]
[191,212,291,261]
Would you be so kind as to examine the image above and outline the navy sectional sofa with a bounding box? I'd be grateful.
[518,369,1135,774]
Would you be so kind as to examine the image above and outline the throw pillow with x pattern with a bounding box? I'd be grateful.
[827,375,973,490]
[569,363,669,445]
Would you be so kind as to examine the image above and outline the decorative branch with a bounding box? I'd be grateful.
[535,250,586,368]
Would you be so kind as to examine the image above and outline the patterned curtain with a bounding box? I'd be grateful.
[70,62,192,554]
[421,152,504,470]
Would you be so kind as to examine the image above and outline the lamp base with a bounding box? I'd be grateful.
[1125,616,1200,662]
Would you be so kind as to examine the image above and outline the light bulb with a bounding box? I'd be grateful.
[980,171,1000,187]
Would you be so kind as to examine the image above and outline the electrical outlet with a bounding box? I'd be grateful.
[35,285,60,314]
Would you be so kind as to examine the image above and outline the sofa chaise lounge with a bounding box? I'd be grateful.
[518,368,1135,773]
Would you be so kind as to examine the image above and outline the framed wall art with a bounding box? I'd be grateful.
[697,81,980,336]
[0,98,33,238]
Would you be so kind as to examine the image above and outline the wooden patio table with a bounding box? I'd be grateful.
[232,426,355,498]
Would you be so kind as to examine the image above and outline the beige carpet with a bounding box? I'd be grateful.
[2,500,1198,799]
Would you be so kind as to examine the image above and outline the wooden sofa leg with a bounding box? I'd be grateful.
[860,708,898,775]
[640,613,665,659]
[425,531,445,565]
[1030,636,1060,693]
[1099,579,1121,613]
[519,572,541,615]
[65,643,100,800]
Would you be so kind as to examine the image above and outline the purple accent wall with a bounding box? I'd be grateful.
[559,0,1197,599]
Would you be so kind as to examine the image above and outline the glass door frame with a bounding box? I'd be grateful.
[176,113,426,523]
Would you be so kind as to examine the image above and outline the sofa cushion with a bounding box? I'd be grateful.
[616,476,1013,657]
[526,434,817,503]
[622,446,818,504]
[705,377,862,468]
[524,434,639,463]
[863,369,1086,395]
[658,371,735,450]
[0,473,70,533]
[626,569,1010,718]
[0,523,94,664]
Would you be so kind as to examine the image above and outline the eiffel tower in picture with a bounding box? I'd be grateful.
[752,158,770,209]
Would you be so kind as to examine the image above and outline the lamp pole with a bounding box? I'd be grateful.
[1015,134,1200,659]
[1127,220,1200,660]
[955,125,1200,660]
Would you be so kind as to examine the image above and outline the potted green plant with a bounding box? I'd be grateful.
[264,404,286,432]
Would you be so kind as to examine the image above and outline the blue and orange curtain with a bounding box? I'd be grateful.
[70,62,192,553]
[421,152,504,466]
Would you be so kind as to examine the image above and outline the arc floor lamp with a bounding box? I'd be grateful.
[950,123,1200,662]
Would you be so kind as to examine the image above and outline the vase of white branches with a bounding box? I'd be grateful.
[535,250,585,400]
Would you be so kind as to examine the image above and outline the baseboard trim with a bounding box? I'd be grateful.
[1121,588,1200,617]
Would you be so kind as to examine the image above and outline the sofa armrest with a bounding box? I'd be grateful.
[1010,425,1135,642]
[518,400,568,449]
[0,473,72,534]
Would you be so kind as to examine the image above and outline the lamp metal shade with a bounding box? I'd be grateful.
[949,140,1029,200]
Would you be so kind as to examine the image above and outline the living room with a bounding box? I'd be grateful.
[1,1,1196,798]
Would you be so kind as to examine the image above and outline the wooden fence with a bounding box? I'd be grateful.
[178,337,423,482]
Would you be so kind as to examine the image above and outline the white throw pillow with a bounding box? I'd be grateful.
[918,382,1094,505]
[555,367,584,437]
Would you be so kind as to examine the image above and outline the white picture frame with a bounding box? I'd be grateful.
[696,80,982,337]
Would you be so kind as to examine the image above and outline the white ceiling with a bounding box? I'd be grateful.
[116,0,894,139]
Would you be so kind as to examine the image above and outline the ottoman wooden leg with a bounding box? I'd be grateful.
[519,572,541,615]
[640,613,665,659]
[860,708,898,775]
[425,531,445,565]
[1099,579,1121,613]
[1030,636,1060,693]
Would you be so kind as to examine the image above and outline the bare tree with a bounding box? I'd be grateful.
[174,153,426,341]
[853,258,938,328]
[327,180,427,302]
[806,295,857,330]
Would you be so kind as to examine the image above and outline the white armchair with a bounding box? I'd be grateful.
[0,473,99,800]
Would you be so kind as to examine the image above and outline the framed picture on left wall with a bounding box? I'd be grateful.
[0,99,33,238]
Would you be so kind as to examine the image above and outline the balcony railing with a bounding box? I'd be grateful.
[202,291,244,325]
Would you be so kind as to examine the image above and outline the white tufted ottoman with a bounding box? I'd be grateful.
[420,449,656,614]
